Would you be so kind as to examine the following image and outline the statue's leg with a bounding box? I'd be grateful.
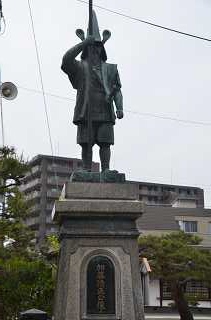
[78,123,95,172]
[81,143,92,171]
[97,122,113,172]
[99,143,111,172]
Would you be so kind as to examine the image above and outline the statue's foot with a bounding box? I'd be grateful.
[100,169,125,183]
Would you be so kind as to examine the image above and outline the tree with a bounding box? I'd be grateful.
[0,146,33,253]
[0,147,55,319]
[0,257,54,318]
[138,231,211,320]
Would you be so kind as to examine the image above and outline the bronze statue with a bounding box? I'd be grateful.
[61,10,123,172]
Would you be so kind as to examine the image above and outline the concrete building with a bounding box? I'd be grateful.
[20,155,204,244]
[138,206,211,308]
[20,154,99,243]
[134,181,204,208]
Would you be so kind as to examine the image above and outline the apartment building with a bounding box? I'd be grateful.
[20,155,204,244]
[20,154,99,244]
[136,181,204,208]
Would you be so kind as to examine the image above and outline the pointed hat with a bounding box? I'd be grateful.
[76,10,111,61]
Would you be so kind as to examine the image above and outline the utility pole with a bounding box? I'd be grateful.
[0,0,4,146]
[0,68,5,147]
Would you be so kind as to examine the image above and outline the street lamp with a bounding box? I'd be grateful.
[0,78,18,218]
[0,78,18,146]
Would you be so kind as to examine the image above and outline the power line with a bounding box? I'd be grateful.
[17,85,75,102]
[76,0,211,43]
[125,109,211,127]
[27,0,59,190]
[27,0,54,155]
[18,84,211,128]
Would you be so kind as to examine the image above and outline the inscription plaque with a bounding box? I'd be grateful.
[87,256,115,315]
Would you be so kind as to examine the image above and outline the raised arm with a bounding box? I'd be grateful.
[61,42,84,74]
[61,37,94,74]
[61,37,94,89]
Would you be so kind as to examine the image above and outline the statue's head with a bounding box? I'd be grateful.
[76,10,111,62]
[82,42,106,62]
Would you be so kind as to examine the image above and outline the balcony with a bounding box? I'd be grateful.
[178,194,198,200]
[47,190,61,199]
[47,177,67,187]
[139,190,163,197]
[20,178,41,192]
[25,191,41,201]
[23,166,41,180]
[47,165,73,175]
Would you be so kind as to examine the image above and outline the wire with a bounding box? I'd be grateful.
[27,0,59,190]
[27,0,54,155]
[76,0,211,43]
[0,0,6,36]
[124,109,211,127]
[17,84,211,128]
[17,85,75,102]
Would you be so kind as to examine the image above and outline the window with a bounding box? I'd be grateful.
[178,221,197,233]
[148,185,158,192]
[162,280,211,300]
[186,281,211,300]
[162,281,172,299]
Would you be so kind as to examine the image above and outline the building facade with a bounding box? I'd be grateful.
[134,181,204,208]
[138,206,211,308]
[20,154,99,244]
[20,155,204,244]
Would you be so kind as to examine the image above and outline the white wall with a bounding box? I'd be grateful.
[148,279,160,306]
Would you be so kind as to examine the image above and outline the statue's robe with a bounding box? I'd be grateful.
[62,59,122,123]
[61,45,123,144]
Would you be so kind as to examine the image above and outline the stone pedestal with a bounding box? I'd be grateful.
[52,182,145,320]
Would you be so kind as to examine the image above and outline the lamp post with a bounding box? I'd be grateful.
[0,70,18,218]
[0,69,18,146]
[0,68,5,146]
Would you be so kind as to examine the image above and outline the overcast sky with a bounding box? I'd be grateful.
[1,0,211,206]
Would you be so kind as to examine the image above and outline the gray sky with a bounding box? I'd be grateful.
[1,0,211,206]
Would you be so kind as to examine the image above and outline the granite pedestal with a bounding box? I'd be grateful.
[52,182,145,320]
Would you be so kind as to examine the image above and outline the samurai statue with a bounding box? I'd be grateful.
[61,10,123,172]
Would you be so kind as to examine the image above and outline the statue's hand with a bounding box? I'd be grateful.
[116,110,124,119]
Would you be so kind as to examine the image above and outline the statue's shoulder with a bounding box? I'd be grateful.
[105,62,117,68]
[104,63,118,74]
